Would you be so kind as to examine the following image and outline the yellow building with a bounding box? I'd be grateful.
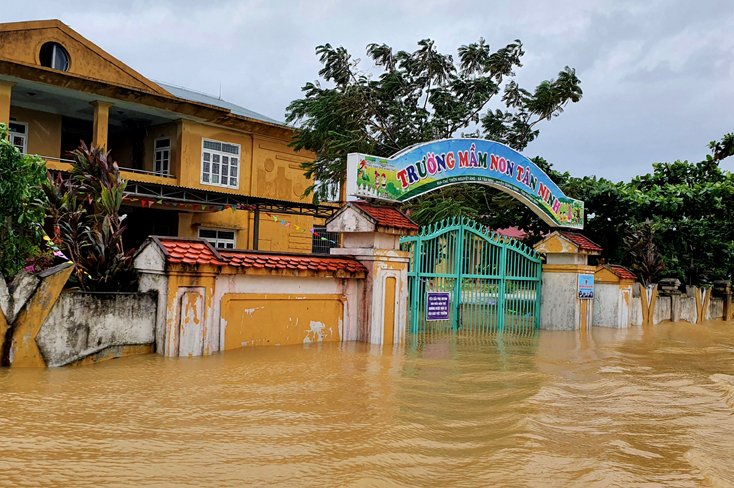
[0,19,337,253]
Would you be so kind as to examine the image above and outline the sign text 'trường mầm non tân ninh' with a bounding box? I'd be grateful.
[346,138,584,229]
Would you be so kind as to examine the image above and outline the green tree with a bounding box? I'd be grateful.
[569,138,734,284]
[0,123,49,280]
[286,38,582,204]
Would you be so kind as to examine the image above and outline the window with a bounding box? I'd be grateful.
[8,122,28,154]
[201,139,240,189]
[199,228,236,249]
[154,138,171,176]
[39,42,70,71]
[311,226,339,254]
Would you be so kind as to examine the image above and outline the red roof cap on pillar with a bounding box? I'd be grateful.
[557,231,603,252]
[607,264,637,280]
[352,202,419,231]
[533,230,603,256]
[326,201,419,236]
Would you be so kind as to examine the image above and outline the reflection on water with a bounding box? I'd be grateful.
[1,322,733,487]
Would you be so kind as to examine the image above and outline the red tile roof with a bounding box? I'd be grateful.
[607,265,637,280]
[221,251,367,274]
[558,231,603,252]
[494,226,528,240]
[153,237,367,275]
[157,237,228,266]
[353,202,419,231]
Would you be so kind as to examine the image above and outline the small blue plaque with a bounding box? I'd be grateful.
[426,292,451,321]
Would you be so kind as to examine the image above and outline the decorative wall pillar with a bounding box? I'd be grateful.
[592,265,637,328]
[533,231,602,330]
[0,80,15,126]
[327,202,418,345]
[90,100,114,150]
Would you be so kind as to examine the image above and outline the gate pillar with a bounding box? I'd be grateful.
[533,231,602,330]
[326,202,418,345]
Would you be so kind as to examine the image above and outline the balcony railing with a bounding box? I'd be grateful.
[41,156,176,179]
[118,167,176,179]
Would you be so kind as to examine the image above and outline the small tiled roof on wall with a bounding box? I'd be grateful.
[352,202,420,231]
[558,231,603,252]
[493,226,528,240]
[221,250,367,274]
[156,237,227,266]
[607,265,637,280]
[151,237,367,276]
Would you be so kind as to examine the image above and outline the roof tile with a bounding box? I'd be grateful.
[156,237,368,276]
[608,265,637,280]
[353,202,419,231]
[558,231,603,252]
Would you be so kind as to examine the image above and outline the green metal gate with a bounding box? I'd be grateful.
[400,218,542,335]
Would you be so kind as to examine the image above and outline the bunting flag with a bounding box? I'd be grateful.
[120,197,340,246]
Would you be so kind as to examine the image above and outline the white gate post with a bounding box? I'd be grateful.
[326,202,418,345]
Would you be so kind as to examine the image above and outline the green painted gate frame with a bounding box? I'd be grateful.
[400,217,543,334]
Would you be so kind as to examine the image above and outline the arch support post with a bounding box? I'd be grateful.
[326,202,417,345]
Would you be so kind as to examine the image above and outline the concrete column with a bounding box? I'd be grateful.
[0,80,16,126]
[90,100,114,150]
[326,203,415,345]
[538,263,596,330]
[344,249,409,345]
[533,231,602,330]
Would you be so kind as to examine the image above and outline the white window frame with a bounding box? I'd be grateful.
[154,137,171,176]
[8,121,28,154]
[198,227,237,249]
[200,138,240,189]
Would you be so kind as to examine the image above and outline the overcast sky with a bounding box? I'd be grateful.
[6,0,734,180]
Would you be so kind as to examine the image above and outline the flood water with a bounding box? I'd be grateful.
[1,322,734,487]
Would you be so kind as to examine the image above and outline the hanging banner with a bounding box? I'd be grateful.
[346,138,584,229]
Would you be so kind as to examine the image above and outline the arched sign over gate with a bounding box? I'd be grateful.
[347,138,584,229]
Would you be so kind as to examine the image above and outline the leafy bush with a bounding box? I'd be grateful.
[0,123,49,280]
[44,142,136,291]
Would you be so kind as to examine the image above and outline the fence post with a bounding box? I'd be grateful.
[535,256,542,329]
[452,222,465,330]
[411,236,422,334]
[498,243,507,331]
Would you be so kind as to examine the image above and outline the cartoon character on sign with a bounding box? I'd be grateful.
[358,159,369,182]
[374,171,380,191]
[381,173,387,196]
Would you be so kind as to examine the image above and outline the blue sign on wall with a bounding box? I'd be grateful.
[426,292,451,321]
[578,274,595,300]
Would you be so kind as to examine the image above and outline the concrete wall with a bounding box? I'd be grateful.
[680,297,697,323]
[653,296,672,325]
[627,286,728,325]
[539,272,584,330]
[36,292,157,367]
[593,283,633,328]
[707,297,725,321]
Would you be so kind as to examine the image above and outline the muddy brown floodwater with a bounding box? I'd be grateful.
[1,321,734,487]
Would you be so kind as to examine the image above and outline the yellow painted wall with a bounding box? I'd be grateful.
[173,121,316,252]
[178,119,254,192]
[384,277,396,345]
[143,121,178,173]
[221,293,343,349]
[0,20,165,94]
[9,106,62,158]
[251,137,314,203]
